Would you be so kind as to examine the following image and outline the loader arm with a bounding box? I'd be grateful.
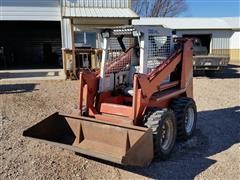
[137,39,193,100]
[106,48,133,74]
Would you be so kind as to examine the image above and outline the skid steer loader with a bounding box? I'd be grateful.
[23,25,197,167]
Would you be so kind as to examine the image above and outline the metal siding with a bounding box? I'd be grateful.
[230,31,240,49]
[61,18,72,49]
[0,0,61,21]
[211,30,232,50]
[61,0,138,18]
[62,0,130,8]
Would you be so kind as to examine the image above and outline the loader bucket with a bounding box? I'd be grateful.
[23,112,154,167]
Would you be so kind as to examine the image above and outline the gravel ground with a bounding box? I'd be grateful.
[1,64,240,180]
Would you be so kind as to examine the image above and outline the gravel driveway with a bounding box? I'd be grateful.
[1,64,239,179]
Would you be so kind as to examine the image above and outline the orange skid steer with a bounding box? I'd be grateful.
[23,25,197,167]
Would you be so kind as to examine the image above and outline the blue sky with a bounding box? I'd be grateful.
[181,0,240,17]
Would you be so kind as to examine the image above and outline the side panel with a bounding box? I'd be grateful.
[230,31,240,63]
[1,0,61,21]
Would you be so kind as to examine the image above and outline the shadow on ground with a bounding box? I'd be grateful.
[78,106,240,179]
[0,83,39,94]
[194,64,240,79]
[0,71,59,79]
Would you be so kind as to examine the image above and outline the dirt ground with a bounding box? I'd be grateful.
[1,64,240,180]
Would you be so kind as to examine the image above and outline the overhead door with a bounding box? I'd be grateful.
[0,21,62,69]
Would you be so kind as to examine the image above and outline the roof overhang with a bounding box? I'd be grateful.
[63,7,139,18]
[132,17,240,30]
[72,17,133,26]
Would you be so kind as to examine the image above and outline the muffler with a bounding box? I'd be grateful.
[23,112,153,167]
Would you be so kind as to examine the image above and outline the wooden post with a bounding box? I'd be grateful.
[91,52,97,69]
[62,48,67,78]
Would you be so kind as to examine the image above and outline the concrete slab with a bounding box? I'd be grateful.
[0,69,65,82]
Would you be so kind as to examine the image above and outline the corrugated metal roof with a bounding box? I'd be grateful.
[132,17,240,30]
[62,0,130,9]
[62,7,139,18]
[222,17,240,29]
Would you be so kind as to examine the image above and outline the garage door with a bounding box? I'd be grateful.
[0,21,62,69]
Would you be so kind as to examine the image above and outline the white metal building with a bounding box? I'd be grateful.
[1,1,239,73]
[133,17,240,63]
[0,0,138,71]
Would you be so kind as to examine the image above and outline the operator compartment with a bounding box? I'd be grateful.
[100,27,140,98]
[98,26,174,97]
[91,26,177,120]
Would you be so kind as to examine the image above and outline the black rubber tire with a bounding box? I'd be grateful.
[144,108,177,160]
[171,97,197,140]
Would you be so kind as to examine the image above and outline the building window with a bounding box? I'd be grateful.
[75,32,96,48]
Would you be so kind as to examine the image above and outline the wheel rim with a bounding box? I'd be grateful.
[185,107,195,134]
[160,118,174,151]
